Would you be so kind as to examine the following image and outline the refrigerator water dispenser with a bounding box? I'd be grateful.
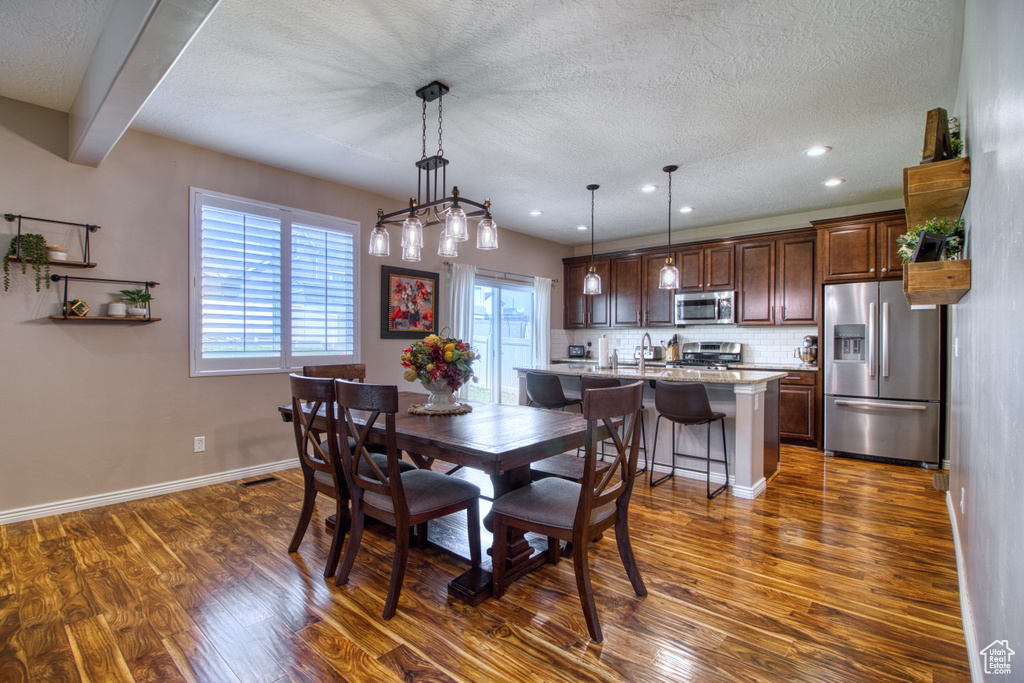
[833,324,865,362]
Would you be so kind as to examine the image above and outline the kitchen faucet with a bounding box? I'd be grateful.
[640,332,652,375]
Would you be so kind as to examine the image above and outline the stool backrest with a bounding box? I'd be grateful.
[579,376,621,396]
[526,372,570,409]
[579,381,644,524]
[655,381,714,421]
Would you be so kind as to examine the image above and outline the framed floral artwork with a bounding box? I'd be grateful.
[380,266,439,339]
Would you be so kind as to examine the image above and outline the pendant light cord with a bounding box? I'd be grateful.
[666,170,673,258]
[590,187,596,268]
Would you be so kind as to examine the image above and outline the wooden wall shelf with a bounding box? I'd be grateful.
[7,255,97,269]
[903,260,971,305]
[48,316,161,323]
[902,156,970,229]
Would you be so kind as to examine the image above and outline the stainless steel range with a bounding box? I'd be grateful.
[665,342,741,370]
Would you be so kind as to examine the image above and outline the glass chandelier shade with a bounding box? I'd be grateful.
[583,183,601,295]
[401,243,421,262]
[477,216,498,249]
[401,215,423,248]
[446,204,468,241]
[369,224,390,257]
[658,164,681,290]
[438,229,458,257]
[583,267,602,295]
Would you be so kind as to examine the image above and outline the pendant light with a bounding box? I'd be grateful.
[658,165,681,289]
[582,184,601,296]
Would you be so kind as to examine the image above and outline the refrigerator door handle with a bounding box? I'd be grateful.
[868,302,877,378]
[834,400,928,411]
[881,302,890,378]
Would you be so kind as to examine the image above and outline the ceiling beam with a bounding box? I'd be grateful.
[68,0,221,166]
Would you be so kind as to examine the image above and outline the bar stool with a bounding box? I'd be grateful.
[649,381,728,499]
[526,372,582,411]
[579,376,648,473]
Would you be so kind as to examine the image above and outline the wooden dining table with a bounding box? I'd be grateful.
[279,391,591,604]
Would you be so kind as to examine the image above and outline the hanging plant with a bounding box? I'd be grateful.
[3,233,51,291]
[897,217,965,264]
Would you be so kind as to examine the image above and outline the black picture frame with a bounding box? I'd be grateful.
[380,265,440,339]
[911,231,948,263]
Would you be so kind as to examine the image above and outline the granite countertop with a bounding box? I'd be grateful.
[519,363,788,385]
[553,358,816,372]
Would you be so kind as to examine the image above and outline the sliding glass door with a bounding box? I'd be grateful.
[470,280,534,404]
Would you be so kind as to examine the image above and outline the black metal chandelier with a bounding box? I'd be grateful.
[368,81,497,261]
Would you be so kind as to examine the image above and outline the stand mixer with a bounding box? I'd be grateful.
[794,335,818,365]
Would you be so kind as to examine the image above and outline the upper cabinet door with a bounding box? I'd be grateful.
[588,258,612,328]
[705,244,736,290]
[675,247,705,292]
[642,251,678,327]
[737,240,776,325]
[819,223,877,281]
[610,255,643,327]
[776,234,818,325]
[563,260,589,328]
[878,218,907,280]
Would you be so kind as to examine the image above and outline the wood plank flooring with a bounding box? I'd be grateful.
[0,446,970,682]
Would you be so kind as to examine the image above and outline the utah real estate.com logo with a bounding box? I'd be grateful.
[980,640,1015,675]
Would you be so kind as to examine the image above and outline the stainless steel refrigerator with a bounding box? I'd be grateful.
[824,281,942,465]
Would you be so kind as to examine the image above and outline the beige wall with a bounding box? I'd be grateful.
[0,97,570,515]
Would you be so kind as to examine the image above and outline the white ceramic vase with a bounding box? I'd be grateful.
[420,379,459,412]
[107,302,127,317]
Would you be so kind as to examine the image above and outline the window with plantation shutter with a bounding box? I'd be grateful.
[189,189,360,376]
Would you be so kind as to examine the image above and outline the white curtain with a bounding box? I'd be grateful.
[533,276,552,366]
[449,263,476,398]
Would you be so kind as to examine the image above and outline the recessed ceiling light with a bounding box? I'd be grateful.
[641,184,658,193]
[577,225,588,231]
[529,210,543,216]
[823,178,844,187]
[678,206,694,213]
[805,145,831,157]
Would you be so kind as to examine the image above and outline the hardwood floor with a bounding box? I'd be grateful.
[0,446,969,682]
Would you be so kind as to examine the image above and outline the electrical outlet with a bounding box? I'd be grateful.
[960,487,965,514]
[954,337,959,358]
[194,436,206,453]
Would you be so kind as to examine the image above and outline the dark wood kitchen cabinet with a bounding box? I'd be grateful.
[641,251,678,326]
[737,239,776,325]
[610,255,643,327]
[780,370,819,446]
[776,233,817,325]
[675,244,735,292]
[563,257,610,328]
[813,210,907,283]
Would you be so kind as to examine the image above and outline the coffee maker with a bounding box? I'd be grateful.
[794,335,818,365]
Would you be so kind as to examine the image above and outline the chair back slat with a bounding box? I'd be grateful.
[577,382,644,524]
[335,380,407,516]
[304,363,367,382]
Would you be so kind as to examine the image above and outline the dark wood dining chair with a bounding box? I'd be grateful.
[287,374,349,580]
[581,376,649,474]
[532,375,616,483]
[333,380,482,619]
[303,363,367,382]
[491,381,648,642]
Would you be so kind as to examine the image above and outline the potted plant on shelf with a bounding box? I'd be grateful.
[896,217,965,264]
[3,233,50,291]
[119,288,152,317]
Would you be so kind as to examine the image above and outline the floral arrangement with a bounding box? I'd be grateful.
[897,217,965,264]
[401,333,477,391]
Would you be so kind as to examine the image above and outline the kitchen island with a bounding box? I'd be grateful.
[516,364,787,499]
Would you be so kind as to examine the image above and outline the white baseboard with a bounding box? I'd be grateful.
[947,490,980,681]
[646,462,764,499]
[0,459,299,525]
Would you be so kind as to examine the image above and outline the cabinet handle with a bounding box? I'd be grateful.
[881,267,887,273]
[869,268,875,273]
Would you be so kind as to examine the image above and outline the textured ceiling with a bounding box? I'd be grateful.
[0,0,963,245]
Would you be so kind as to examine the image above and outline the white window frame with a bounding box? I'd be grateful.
[189,187,360,377]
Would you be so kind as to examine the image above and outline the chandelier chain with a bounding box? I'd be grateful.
[421,98,428,160]
[437,94,444,157]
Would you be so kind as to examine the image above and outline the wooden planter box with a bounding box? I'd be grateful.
[903,156,971,228]
[903,260,971,305]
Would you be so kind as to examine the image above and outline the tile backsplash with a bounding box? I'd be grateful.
[562,325,817,366]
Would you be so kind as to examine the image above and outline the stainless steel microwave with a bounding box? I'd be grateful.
[674,291,736,325]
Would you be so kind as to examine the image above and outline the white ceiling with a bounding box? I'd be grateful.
[0,0,964,246]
